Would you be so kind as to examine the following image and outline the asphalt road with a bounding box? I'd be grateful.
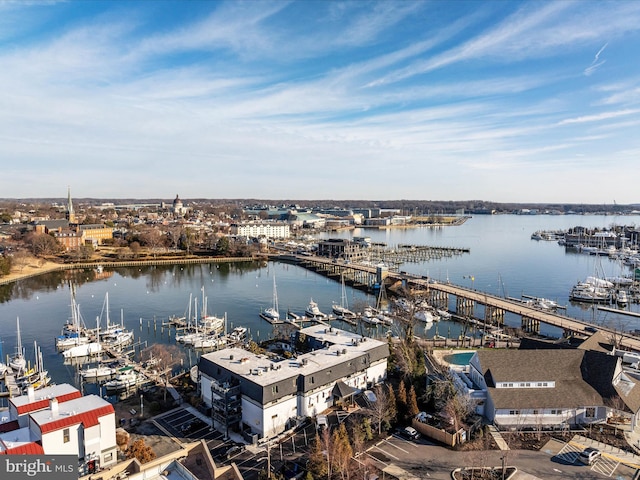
[360,433,640,480]
[150,407,640,480]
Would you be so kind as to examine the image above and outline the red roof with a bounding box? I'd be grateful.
[15,391,83,415]
[39,404,115,434]
[1,442,44,455]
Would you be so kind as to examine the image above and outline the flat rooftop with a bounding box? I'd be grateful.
[202,325,386,386]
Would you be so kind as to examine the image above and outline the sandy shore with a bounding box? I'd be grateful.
[0,256,65,285]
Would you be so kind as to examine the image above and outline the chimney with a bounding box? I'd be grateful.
[27,386,35,402]
[50,398,59,416]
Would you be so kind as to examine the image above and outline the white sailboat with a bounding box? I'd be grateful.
[0,337,8,375]
[200,287,225,332]
[63,316,102,359]
[9,317,27,373]
[100,294,134,349]
[57,284,90,349]
[260,275,280,322]
[332,274,356,318]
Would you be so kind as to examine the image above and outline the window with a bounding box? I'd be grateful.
[585,407,596,418]
[532,410,539,415]
[509,410,520,416]
[104,453,113,462]
[63,428,70,443]
[311,377,315,384]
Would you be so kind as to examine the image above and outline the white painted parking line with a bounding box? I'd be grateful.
[592,457,619,477]
[384,440,414,454]
[371,445,400,460]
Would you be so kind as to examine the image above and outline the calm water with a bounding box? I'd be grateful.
[1,214,639,393]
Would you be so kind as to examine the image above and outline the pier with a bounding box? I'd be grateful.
[280,253,640,353]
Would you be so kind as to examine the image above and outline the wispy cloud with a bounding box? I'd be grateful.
[584,43,608,76]
[557,109,640,125]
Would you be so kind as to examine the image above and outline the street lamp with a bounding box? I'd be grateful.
[140,394,143,418]
[463,275,475,290]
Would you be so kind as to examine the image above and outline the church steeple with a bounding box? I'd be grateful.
[66,186,76,223]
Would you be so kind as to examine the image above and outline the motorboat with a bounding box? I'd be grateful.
[414,310,438,323]
[304,298,327,319]
[200,314,225,332]
[193,334,227,349]
[526,297,559,311]
[570,276,613,304]
[229,326,248,342]
[361,307,381,325]
[80,364,117,380]
[616,290,629,306]
[104,370,139,392]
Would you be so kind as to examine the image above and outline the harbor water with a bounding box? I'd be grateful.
[1,214,639,396]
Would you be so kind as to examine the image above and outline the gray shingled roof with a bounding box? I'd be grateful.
[476,349,617,410]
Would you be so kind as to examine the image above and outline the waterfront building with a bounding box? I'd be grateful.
[198,325,388,439]
[465,346,640,431]
[230,222,291,239]
[0,384,117,472]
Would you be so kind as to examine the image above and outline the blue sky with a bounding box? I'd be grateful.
[1,0,640,203]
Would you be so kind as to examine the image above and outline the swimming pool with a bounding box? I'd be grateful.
[442,351,475,365]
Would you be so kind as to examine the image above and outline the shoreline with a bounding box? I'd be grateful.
[0,255,260,286]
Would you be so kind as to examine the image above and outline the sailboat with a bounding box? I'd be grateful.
[200,287,225,333]
[57,284,90,349]
[0,337,7,375]
[99,294,134,349]
[17,341,51,392]
[260,275,280,322]
[9,317,27,374]
[63,316,102,359]
[332,274,356,318]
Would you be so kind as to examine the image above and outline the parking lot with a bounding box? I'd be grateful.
[153,407,640,480]
[361,432,640,479]
[154,407,313,480]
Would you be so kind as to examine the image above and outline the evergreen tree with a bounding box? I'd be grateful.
[332,423,353,480]
[407,384,420,418]
[386,384,398,426]
[308,432,328,480]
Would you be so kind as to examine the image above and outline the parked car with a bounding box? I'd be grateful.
[397,426,420,440]
[223,444,246,459]
[180,418,206,434]
[578,447,601,465]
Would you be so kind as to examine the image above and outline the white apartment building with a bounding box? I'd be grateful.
[199,325,388,439]
[230,222,291,239]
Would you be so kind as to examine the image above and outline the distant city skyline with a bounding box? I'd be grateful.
[1,1,639,203]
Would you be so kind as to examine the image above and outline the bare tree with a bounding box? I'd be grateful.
[140,228,166,258]
[366,384,393,435]
[141,344,185,402]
